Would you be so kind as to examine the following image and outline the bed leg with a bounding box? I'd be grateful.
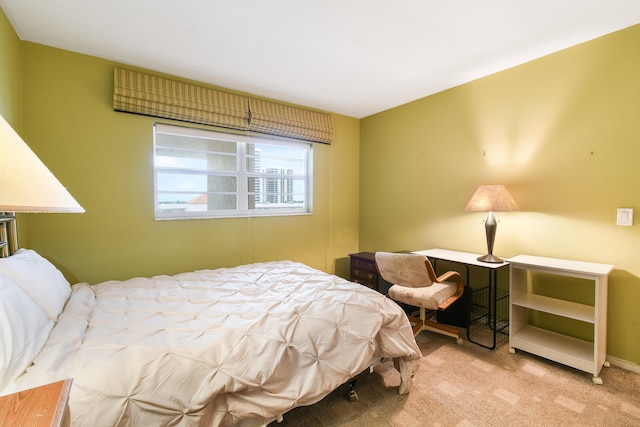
[347,380,359,402]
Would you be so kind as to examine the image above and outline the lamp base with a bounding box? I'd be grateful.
[477,253,504,263]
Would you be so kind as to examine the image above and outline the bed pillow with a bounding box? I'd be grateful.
[0,275,54,393]
[0,249,72,321]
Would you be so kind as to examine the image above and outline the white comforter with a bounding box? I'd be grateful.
[15,261,421,426]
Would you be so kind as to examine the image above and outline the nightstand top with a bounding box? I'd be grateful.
[0,379,72,427]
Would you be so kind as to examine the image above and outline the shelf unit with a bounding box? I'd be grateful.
[508,255,614,384]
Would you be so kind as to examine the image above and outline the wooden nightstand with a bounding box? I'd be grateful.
[0,379,72,426]
[349,252,379,290]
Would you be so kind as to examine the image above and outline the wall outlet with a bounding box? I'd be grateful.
[616,208,633,226]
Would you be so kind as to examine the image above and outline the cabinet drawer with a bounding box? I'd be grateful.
[351,268,377,284]
[351,258,376,272]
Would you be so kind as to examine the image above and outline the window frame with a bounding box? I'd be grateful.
[153,123,313,220]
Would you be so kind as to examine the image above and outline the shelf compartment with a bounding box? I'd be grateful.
[510,325,598,375]
[511,294,595,323]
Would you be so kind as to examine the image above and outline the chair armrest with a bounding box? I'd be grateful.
[435,270,464,310]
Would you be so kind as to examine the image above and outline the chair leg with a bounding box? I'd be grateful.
[407,308,462,344]
[407,315,423,337]
[422,319,459,340]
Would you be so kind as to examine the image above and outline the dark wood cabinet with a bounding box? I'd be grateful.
[349,252,378,290]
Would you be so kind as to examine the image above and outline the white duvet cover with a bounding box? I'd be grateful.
[15,261,421,426]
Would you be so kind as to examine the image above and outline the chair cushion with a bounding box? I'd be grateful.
[388,281,458,310]
[375,252,433,288]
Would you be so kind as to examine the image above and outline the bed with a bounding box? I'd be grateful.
[0,249,421,426]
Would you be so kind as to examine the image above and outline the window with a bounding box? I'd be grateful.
[154,124,312,220]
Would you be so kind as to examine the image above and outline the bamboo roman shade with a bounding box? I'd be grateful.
[113,68,249,131]
[248,99,333,144]
[113,68,334,144]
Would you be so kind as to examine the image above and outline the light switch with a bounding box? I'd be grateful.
[617,208,633,226]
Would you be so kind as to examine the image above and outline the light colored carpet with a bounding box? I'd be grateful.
[271,331,640,426]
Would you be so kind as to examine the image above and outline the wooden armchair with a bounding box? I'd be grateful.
[375,252,464,344]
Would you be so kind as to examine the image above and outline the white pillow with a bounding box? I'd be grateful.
[0,275,54,393]
[0,249,71,321]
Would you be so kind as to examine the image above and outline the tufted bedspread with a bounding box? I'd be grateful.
[14,261,421,426]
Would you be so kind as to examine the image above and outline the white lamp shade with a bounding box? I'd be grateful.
[464,185,519,212]
[0,114,84,213]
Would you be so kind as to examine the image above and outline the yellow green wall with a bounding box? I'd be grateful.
[361,24,640,365]
[0,9,21,130]
[0,9,27,240]
[0,10,360,285]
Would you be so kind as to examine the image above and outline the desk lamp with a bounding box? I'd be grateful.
[465,185,518,263]
[0,114,84,253]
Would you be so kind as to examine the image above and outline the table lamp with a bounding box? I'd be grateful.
[0,114,84,253]
[464,185,518,263]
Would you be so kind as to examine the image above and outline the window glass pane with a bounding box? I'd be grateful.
[157,173,237,210]
[157,172,208,192]
[249,177,306,207]
[246,143,306,174]
[154,124,310,219]
[157,193,236,212]
[248,193,306,209]
[156,133,237,173]
[207,175,237,192]
[156,149,237,172]
[156,133,237,153]
[205,194,237,210]
[157,192,204,205]
[157,172,237,191]
[157,192,206,214]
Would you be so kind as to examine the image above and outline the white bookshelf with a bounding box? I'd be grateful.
[508,255,614,384]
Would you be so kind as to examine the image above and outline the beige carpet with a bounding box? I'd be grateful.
[271,331,640,426]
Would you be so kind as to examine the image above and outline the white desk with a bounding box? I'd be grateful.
[413,249,510,349]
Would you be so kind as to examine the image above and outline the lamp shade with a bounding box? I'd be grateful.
[464,185,519,212]
[0,114,84,213]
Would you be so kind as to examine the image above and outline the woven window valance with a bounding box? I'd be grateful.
[113,68,333,144]
[113,68,249,131]
[248,99,333,144]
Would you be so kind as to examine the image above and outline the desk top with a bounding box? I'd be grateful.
[412,248,508,269]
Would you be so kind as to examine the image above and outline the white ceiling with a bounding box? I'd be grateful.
[2,1,640,118]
